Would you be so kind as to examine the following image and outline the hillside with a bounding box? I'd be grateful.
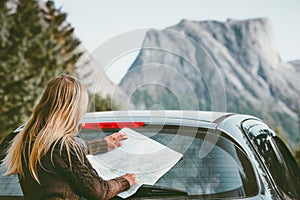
[119,18,300,147]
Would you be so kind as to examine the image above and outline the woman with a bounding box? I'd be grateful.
[4,75,137,199]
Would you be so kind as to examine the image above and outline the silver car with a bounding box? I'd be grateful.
[0,110,299,199]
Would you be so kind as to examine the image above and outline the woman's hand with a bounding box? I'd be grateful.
[123,174,138,187]
[104,131,128,151]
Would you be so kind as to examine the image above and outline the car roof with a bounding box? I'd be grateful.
[83,110,229,121]
[81,110,233,126]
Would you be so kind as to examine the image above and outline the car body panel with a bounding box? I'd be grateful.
[0,110,298,199]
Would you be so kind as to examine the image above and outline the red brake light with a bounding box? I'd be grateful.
[80,122,145,130]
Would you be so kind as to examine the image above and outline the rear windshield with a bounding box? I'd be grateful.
[79,125,258,198]
[0,125,258,198]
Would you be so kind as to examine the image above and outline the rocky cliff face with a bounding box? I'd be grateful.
[76,51,133,110]
[119,18,299,146]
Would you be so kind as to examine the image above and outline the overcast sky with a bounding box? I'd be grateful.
[53,0,300,83]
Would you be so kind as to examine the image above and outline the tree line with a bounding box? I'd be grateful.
[0,0,112,140]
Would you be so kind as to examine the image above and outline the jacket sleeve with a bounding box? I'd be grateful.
[75,137,108,155]
[53,143,130,200]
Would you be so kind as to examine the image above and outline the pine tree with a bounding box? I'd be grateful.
[0,0,83,139]
[42,0,82,74]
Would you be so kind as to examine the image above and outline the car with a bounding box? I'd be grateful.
[0,110,299,199]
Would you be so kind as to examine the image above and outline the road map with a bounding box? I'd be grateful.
[87,128,183,198]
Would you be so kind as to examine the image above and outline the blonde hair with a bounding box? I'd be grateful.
[4,74,89,183]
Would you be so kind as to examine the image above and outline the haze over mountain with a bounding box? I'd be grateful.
[76,52,133,110]
[119,18,300,146]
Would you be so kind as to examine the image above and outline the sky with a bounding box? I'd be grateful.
[54,0,300,83]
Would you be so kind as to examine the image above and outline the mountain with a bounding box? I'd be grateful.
[119,18,300,147]
[290,60,300,68]
[76,51,133,110]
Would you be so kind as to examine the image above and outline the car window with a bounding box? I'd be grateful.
[273,137,300,188]
[79,126,258,198]
[0,164,22,197]
[253,134,300,199]
[0,125,258,199]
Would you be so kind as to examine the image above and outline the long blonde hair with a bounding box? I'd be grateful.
[4,74,89,183]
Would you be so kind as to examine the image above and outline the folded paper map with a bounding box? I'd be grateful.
[87,128,183,198]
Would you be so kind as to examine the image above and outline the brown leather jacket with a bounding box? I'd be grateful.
[19,140,130,200]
